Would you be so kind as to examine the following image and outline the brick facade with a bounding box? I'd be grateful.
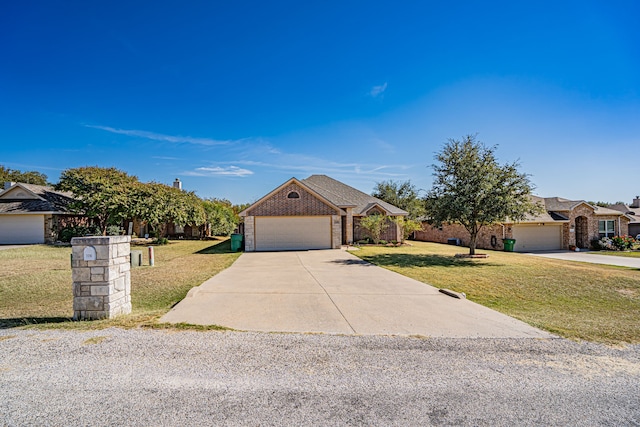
[414,204,630,251]
[564,204,629,248]
[414,223,507,250]
[246,183,339,217]
[354,216,401,242]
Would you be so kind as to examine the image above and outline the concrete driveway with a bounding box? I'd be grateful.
[161,250,552,338]
[527,250,640,269]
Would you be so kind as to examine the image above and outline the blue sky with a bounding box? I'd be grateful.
[1,1,639,204]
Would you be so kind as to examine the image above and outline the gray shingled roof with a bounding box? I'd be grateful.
[0,183,76,214]
[608,203,640,224]
[301,175,408,216]
[519,195,625,223]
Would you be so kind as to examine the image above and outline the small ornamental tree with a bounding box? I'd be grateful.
[425,135,542,255]
[359,214,389,244]
[391,216,423,243]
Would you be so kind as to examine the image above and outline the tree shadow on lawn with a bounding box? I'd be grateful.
[195,240,234,254]
[0,317,72,329]
[357,253,504,268]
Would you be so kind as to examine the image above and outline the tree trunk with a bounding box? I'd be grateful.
[469,231,477,255]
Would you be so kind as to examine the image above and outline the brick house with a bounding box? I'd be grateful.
[414,196,629,252]
[0,182,84,244]
[240,175,407,251]
[607,196,640,237]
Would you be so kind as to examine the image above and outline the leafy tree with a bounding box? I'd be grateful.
[424,135,541,255]
[202,199,238,236]
[0,165,48,185]
[391,216,423,243]
[56,167,138,235]
[372,180,425,219]
[359,214,389,244]
[131,183,206,238]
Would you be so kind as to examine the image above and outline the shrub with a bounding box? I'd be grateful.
[611,235,635,251]
[58,225,100,242]
[597,236,636,251]
[106,225,123,236]
[590,239,602,250]
[154,237,169,245]
[379,240,388,245]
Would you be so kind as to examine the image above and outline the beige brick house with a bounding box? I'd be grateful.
[608,196,640,237]
[414,196,629,252]
[0,182,82,244]
[240,175,407,251]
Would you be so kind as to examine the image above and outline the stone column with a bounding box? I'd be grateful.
[71,236,132,320]
[332,215,342,249]
[345,208,354,245]
[244,216,255,252]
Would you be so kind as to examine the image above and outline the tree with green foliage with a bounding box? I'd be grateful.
[425,135,541,255]
[358,214,389,244]
[0,165,48,185]
[391,216,423,243]
[56,166,138,235]
[131,182,206,238]
[202,199,238,236]
[372,180,425,219]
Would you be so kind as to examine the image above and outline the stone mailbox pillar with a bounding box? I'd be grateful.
[71,236,132,320]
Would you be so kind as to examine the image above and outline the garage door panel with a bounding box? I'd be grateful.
[255,217,331,251]
[512,225,562,252]
[0,215,45,244]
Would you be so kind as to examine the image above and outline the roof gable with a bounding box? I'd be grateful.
[0,183,76,214]
[301,175,407,216]
[0,183,45,201]
[240,178,344,217]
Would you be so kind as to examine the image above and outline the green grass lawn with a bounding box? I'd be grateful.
[0,239,241,330]
[351,241,640,345]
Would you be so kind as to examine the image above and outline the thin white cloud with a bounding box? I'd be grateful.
[223,158,409,179]
[184,166,254,177]
[370,82,388,98]
[152,156,181,161]
[86,125,230,146]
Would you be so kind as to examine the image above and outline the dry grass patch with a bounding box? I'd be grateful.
[0,240,240,329]
[352,241,640,345]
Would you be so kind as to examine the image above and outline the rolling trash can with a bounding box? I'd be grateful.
[230,233,243,252]
[502,238,516,252]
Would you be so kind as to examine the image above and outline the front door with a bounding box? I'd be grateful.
[575,216,588,248]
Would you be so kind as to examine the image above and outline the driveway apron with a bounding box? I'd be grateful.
[160,250,552,338]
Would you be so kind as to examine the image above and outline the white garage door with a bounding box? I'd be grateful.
[512,224,562,252]
[0,215,45,244]
[255,216,331,251]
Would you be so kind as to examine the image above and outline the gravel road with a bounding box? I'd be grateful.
[1,328,639,426]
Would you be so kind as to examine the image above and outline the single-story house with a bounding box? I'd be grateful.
[0,182,82,244]
[413,196,629,252]
[607,197,640,237]
[240,175,408,251]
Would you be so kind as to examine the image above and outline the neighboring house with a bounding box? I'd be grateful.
[414,195,629,252]
[607,196,640,237]
[0,182,82,244]
[240,175,408,251]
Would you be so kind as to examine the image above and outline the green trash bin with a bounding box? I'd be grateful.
[502,238,516,252]
[230,233,243,252]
